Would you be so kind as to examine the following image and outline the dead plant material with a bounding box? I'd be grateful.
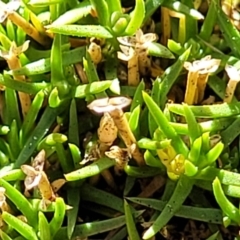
[21,150,65,208]
[0,2,49,47]
[88,97,145,166]
[0,41,31,117]
[224,64,240,103]
[118,29,158,83]
[184,56,220,104]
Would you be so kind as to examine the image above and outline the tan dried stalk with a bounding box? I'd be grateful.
[118,45,140,86]
[118,29,157,80]
[194,56,221,102]
[151,60,164,78]
[201,95,215,105]
[137,175,165,198]
[0,41,31,117]
[74,63,88,83]
[161,7,186,44]
[184,56,220,104]
[169,10,186,44]
[0,2,49,46]
[224,65,240,103]
[161,7,171,45]
[184,62,199,104]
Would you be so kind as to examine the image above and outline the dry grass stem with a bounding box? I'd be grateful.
[52,123,61,133]
[195,56,220,102]
[184,56,220,104]
[118,46,140,86]
[197,72,210,102]
[109,108,145,166]
[127,48,140,86]
[7,11,49,47]
[184,62,199,104]
[161,7,186,44]
[168,10,186,43]
[118,29,157,79]
[224,64,240,103]
[51,179,66,193]
[137,175,166,198]
[74,63,88,83]
[69,37,88,48]
[101,169,118,191]
[161,7,171,45]
[151,60,164,78]
[201,95,215,105]
[135,30,157,76]
[98,112,118,146]
[0,41,31,117]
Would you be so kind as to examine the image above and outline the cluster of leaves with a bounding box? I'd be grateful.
[1,0,240,239]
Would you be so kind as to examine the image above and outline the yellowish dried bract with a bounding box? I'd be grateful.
[105,145,130,175]
[88,41,102,65]
[98,113,118,146]
[21,150,65,209]
[21,165,54,208]
[224,64,240,103]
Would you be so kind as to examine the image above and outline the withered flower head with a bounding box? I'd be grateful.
[184,55,220,74]
[21,165,42,190]
[105,145,130,175]
[184,55,221,104]
[0,0,21,23]
[88,96,132,114]
[21,150,63,206]
[0,40,30,61]
[88,97,144,166]
[118,29,157,78]
[118,29,157,49]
